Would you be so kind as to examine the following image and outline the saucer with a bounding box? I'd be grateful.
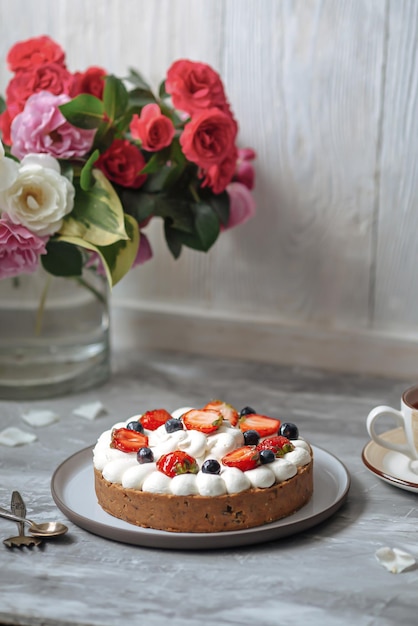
[362,427,418,493]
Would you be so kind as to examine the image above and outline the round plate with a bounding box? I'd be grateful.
[51,445,350,550]
[362,427,418,493]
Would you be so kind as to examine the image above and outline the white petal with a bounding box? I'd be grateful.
[0,427,37,446]
[20,153,60,173]
[375,547,416,574]
[0,155,19,191]
[21,409,59,428]
[73,401,106,420]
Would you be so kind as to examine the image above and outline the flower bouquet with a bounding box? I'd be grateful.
[0,35,256,286]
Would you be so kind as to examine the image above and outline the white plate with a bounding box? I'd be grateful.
[51,445,350,550]
[362,427,418,493]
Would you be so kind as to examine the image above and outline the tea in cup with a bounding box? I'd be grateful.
[367,384,418,471]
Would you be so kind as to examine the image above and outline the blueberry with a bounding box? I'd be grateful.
[126,420,144,433]
[137,447,154,464]
[239,406,256,417]
[280,422,299,440]
[259,449,275,464]
[243,429,260,446]
[165,418,184,433]
[201,459,221,474]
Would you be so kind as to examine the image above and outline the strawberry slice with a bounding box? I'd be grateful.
[239,413,280,437]
[110,428,149,453]
[182,408,223,434]
[203,400,239,426]
[140,408,172,431]
[257,435,294,457]
[157,451,198,478]
[222,446,260,471]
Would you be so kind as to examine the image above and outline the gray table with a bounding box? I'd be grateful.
[0,349,416,626]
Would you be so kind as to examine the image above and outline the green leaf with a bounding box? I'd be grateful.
[41,240,83,277]
[127,87,157,109]
[127,68,152,91]
[193,202,220,250]
[164,222,183,259]
[57,215,139,287]
[59,169,128,246]
[140,149,170,175]
[206,190,230,226]
[159,80,168,99]
[117,189,156,223]
[103,75,129,123]
[80,149,100,191]
[0,96,5,115]
[59,95,105,129]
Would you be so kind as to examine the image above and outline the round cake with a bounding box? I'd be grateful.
[93,401,313,533]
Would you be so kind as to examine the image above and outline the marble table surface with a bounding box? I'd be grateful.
[0,348,417,626]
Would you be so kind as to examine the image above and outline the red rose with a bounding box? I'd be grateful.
[7,35,66,72]
[200,149,237,194]
[96,139,147,188]
[71,66,107,99]
[6,63,75,116]
[0,110,13,145]
[166,59,228,115]
[180,108,237,169]
[130,104,175,152]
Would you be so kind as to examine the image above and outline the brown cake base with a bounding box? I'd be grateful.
[94,459,313,533]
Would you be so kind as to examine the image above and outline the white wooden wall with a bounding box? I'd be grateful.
[1,0,417,378]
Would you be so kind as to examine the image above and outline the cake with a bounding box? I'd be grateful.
[93,401,313,533]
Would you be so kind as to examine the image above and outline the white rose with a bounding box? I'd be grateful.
[0,153,75,236]
[0,141,19,193]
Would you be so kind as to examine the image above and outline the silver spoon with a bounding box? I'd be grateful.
[0,506,68,537]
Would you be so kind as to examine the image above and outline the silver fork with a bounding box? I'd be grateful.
[3,491,42,548]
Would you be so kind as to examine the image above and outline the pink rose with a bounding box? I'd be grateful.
[0,214,47,279]
[130,104,175,152]
[134,231,153,266]
[71,66,107,99]
[224,182,256,230]
[7,35,66,72]
[96,139,147,188]
[10,91,96,160]
[233,148,256,190]
[166,60,228,115]
[200,149,237,194]
[180,108,237,169]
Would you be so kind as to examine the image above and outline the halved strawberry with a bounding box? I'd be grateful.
[140,408,172,431]
[157,451,198,478]
[239,413,280,437]
[222,446,260,471]
[182,408,223,434]
[203,400,239,426]
[110,428,149,453]
[257,435,294,457]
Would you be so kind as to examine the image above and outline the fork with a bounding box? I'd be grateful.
[3,491,42,548]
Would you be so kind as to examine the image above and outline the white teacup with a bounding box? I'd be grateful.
[367,385,418,465]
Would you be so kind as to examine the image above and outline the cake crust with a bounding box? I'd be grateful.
[94,458,313,533]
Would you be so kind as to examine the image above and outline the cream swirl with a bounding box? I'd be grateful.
[93,408,312,497]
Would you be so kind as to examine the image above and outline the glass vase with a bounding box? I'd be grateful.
[0,266,110,400]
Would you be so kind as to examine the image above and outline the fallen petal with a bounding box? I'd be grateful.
[0,427,37,446]
[21,409,59,427]
[375,547,416,574]
[73,401,106,420]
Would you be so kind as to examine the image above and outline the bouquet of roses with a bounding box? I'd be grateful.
[0,35,256,286]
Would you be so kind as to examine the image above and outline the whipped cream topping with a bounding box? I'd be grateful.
[93,407,312,497]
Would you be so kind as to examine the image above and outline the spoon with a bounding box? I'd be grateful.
[0,506,68,537]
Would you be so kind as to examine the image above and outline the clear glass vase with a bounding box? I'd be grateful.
[0,267,110,400]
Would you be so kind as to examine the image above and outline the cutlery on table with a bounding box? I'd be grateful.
[3,491,42,548]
